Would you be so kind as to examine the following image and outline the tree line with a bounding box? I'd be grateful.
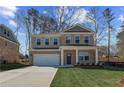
[13,6,124,62]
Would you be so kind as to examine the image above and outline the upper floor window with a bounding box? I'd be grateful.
[7,32,9,37]
[84,36,89,44]
[75,36,80,44]
[66,36,71,44]
[53,38,58,45]
[4,29,6,35]
[36,39,41,46]
[45,38,49,45]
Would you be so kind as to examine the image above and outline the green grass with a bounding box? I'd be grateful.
[0,63,30,71]
[51,67,124,87]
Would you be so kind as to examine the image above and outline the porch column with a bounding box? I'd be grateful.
[61,48,64,66]
[76,48,78,64]
[95,48,98,65]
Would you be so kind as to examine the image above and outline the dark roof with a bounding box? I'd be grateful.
[64,24,94,33]
[0,24,19,44]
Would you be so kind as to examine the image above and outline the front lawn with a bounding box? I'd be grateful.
[0,63,30,71]
[51,67,124,87]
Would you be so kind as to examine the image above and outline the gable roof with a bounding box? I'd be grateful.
[64,24,95,33]
[0,24,19,44]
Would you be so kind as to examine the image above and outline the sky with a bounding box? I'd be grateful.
[0,6,124,55]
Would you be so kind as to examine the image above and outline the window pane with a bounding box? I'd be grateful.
[85,56,89,61]
[76,40,80,43]
[75,36,80,44]
[66,36,71,44]
[37,39,41,45]
[79,52,89,61]
[79,52,89,56]
[84,36,89,44]
[79,56,83,60]
[66,40,70,44]
[45,39,49,45]
[7,32,9,36]
[4,30,6,34]
[85,40,89,43]
[54,38,58,45]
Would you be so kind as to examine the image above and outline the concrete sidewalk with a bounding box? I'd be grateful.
[0,66,58,87]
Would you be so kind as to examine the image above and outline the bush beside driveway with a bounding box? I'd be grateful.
[0,63,30,71]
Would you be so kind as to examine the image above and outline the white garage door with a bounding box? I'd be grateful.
[33,54,60,66]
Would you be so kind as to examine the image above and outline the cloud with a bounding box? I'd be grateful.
[0,6,18,19]
[9,20,17,27]
[18,31,25,36]
[0,6,18,27]
[72,8,89,23]
[43,10,47,14]
[120,8,124,10]
[118,14,124,21]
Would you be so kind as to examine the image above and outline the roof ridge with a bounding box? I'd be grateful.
[63,24,95,33]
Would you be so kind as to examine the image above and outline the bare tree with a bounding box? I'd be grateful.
[14,12,22,37]
[103,8,115,62]
[15,8,57,54]
[86,7,107,45]
[37,14,57,33]
[48,6,87,32]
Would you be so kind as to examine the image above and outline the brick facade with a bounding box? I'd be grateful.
[30,25,97,66]
[0,24,19,63]
[0,37,19,63]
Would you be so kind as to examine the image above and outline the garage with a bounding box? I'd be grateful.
[33,54,60,66]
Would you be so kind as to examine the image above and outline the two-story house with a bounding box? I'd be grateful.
[30,24,98,66]
[0,24,19,63]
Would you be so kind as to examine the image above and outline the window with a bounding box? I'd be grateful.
[4,29,6,35]
[84,36,89,44]
[85,56,89,61]
[53,38,58,45]
[79,52,89,61]
[7,32,9,37]
[36,39,41,46]
[66,36,71,44]
[45,38,49,45]
[75,36,80,44]
[79,56,83,61]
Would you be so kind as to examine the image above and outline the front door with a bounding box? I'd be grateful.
[67,53,71,65]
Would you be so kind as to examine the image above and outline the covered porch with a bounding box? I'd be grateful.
[60,46,98,66]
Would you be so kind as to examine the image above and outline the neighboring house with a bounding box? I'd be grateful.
[30,24,98,66]
[0,24,19,63]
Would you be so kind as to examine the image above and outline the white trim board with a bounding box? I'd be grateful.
[30,48,60,52]
[60,46,97,50]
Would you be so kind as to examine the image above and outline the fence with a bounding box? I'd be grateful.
[99,56,123,62]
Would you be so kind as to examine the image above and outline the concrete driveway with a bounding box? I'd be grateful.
[0,66,58,87]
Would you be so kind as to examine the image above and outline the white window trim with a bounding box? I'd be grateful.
[65,35,71,44]
[84,35,90,44]
[78,52,90,61]
[36,38,41,46]
[52,37,59,46]
[75,35,80,44]
[45,38,49,46]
